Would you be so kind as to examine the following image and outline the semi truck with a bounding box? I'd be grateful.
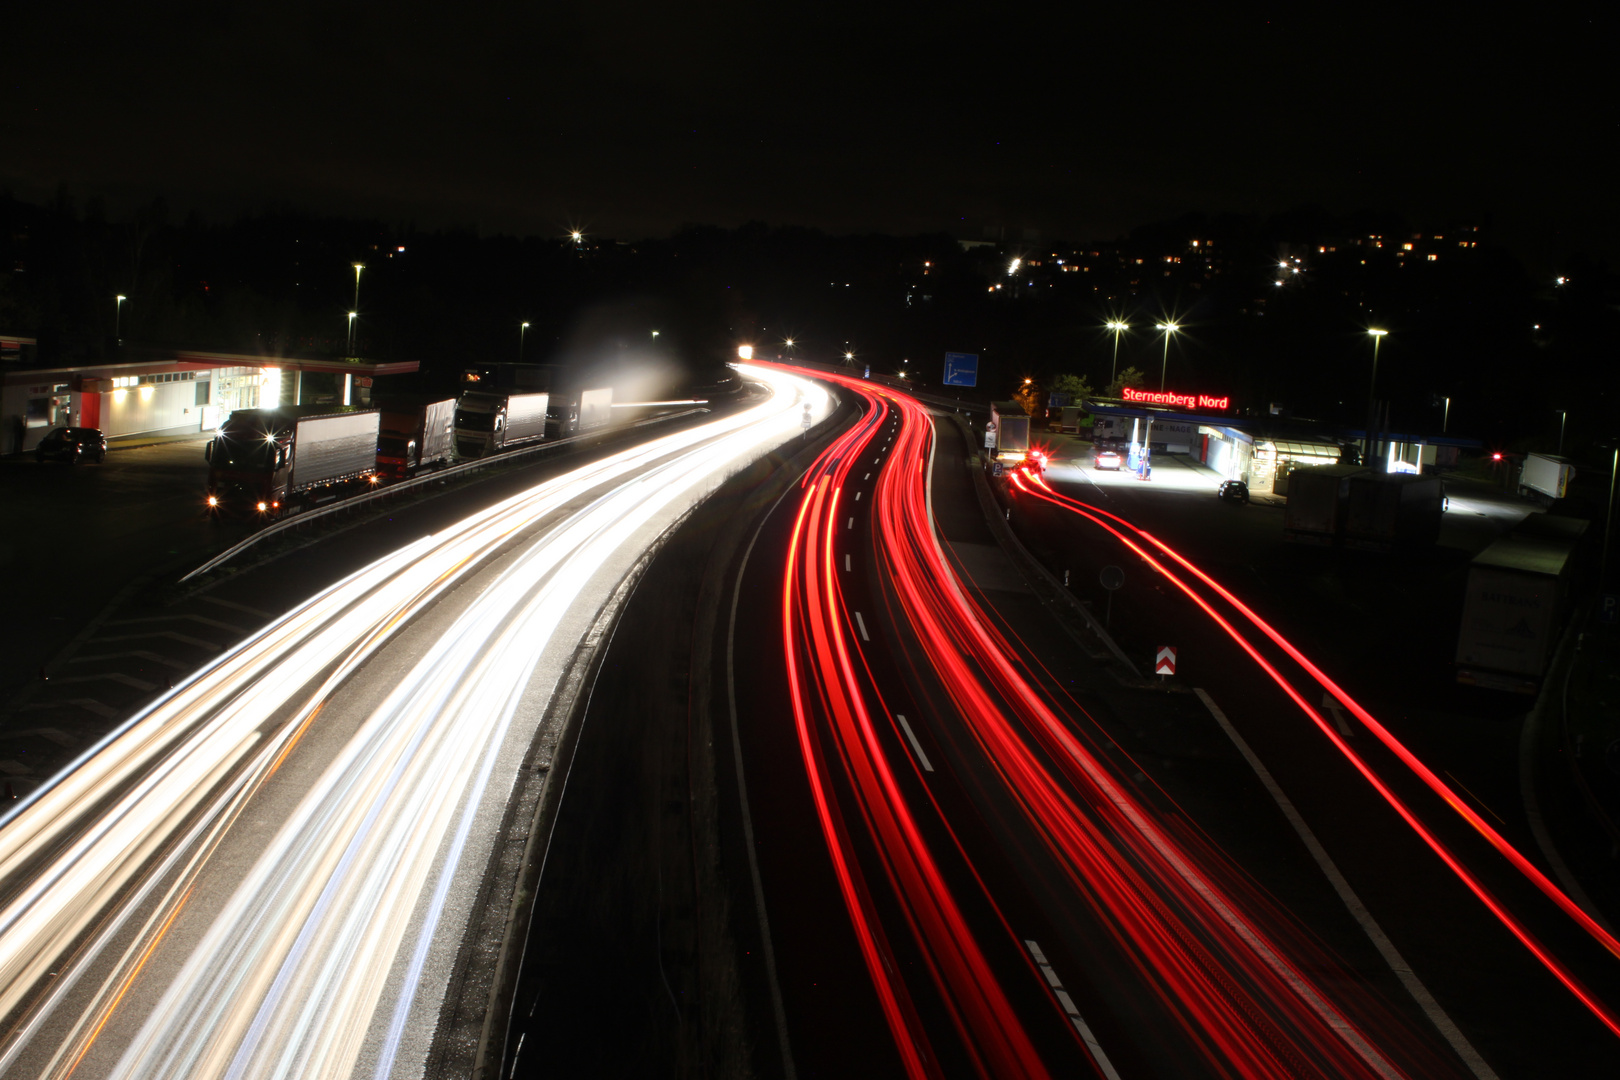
[1057,405,1087,434]
[1455,517,1587,692]
[454,391,549,458]
[988,401,1031,463]
[375,395,457,478]
[1518,453,1576,505]
[1342,472,1444,552]
[205,407,380,517]
[1282,464,1367,546]
[545,386,615,438]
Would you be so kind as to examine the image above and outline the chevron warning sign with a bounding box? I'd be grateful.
[1155,646,1177,676]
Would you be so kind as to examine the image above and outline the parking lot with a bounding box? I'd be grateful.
[0,434,241,708]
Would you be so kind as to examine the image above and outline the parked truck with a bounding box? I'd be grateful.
[546,386,615,438]
[1282,464,1367,546]
[1518,452,1576,505]
[205,407,380,517]
[454,391,549,458]
[1455,517,1587,692]
[375,395,457,478]
[988,401,1031,463]
[1058,405,1088,434]
[1342,472,1444,552]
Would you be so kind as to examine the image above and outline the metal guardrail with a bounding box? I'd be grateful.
[178,407,709,583]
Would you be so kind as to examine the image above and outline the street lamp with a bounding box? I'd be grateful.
[1105,320,1129,387]
[1154,322,1180,391]
[1365,329,1388,465]
[115,295,127,345]
[346,311,357,355]
[520,321,530,361]
[1558,409,1567,455]
[351,263,364,311]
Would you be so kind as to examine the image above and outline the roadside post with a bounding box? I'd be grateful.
[1155,645,1177,678]
[1100,565,1124,627]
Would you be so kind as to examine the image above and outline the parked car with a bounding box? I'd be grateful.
[1217,479,1250,504]
[35,427,107,464]
[1094,450,1122,470]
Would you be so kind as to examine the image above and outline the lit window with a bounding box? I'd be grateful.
[1402,243,1414,251]
[1427,253,1438,261]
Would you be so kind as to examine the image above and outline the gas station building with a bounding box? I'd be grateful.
[1082,393,1478,496]
[2,348,418,455]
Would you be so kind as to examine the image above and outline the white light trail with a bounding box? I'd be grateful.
[0,365,828,1079]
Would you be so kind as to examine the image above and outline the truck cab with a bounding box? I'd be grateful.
[206,411,295,515]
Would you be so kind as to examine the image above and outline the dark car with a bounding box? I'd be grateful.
[1217,479,1249,504]
[35,427,108,464]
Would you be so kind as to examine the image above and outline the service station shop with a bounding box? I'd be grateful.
[2,350,418,455]
[1082,388,1474,496]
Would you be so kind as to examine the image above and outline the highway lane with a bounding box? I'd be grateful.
[999,457,1620,1076]
[0,364,830,1079]
[729,364,1463,1078]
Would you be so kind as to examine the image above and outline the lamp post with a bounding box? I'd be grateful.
[1604,445,1619,596]
[351,263,364,311]
[1154,322,1180,391]
[1106,320,1128,387]
[1558,409,1567,455]
[1442,395,1451,434]
[346,311,357,355]
[115,295,127,346]
[1365,329,1388,465]
[519,322,530,361]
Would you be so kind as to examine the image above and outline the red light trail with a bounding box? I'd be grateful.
[770,362,1434,1078]
[1010,467,1620,1040]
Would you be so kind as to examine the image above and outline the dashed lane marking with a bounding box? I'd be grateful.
[1024,940,1121,1079]
[854,612,871,642]
[894,715,933,772]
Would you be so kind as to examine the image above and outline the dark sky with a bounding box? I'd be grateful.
[5,3,1612,265]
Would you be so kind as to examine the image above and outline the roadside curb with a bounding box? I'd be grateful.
[1518,597,1617,935]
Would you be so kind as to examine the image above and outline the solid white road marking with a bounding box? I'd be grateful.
[894,715,933,772]
[1023,940,1121,1080]
[1195,689,1499,1080]
[854,612,870,642]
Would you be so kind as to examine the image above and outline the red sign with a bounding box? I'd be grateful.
[1155,646,1177,676]
[1122,388,1230,410]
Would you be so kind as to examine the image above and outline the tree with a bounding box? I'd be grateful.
[1051,373,1094,401]
[1011,380,1042,416]
[1106,365,1148,397]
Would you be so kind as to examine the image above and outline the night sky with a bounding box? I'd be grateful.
[5,5,1611,265]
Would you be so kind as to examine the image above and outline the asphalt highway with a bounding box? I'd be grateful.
[709,367,1516,1078]
[0,364,829,1079]
[996,449,1620,1077]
